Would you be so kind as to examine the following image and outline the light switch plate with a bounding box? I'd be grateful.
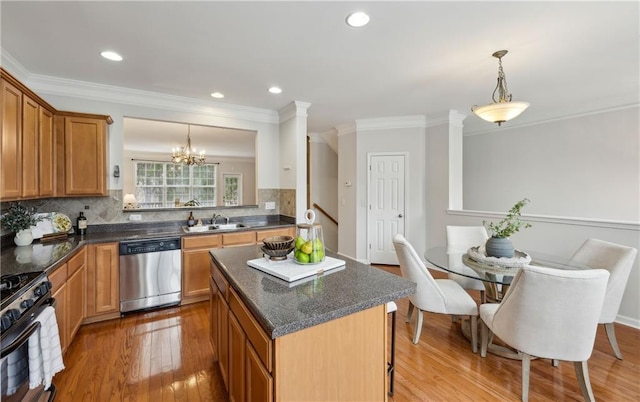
[129,214,142,221]
[265,201,276,210]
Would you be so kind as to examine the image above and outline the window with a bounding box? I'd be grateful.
[134,161,217,208]
[222,173,242,206]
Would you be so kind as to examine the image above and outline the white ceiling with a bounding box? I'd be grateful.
[1,1,638,134]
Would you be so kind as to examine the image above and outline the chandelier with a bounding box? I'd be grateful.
[171,125,206,166]
[471,50,530,126]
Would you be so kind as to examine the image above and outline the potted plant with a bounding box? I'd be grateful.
[1,202,43,246]
[483,198,532,258]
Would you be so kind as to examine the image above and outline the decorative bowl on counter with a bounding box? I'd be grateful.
[261,245,295,261]
[262,235,294,250]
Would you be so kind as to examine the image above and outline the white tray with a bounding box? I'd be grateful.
[247,255,346,282]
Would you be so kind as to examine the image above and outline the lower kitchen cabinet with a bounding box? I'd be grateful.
[48,247,86,354]
[246,342,273,402]
[85,242,119,323]
[183,234,221,304]
[228,313,246,402]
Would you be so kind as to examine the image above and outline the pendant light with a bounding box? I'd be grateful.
[472,50,530,126]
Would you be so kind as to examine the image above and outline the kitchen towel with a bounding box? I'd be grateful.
[28,306,65,389]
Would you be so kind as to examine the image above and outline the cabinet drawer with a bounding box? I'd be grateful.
[256,227,295,242]
[229,288,272,372]
[183,234,221,250]
[223,231,256,247]
[211,262,229,300]
[48,262,67,292]
[67,247,86,276]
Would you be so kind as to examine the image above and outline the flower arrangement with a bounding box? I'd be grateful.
[1,202,43,233]
[483,198,532,238]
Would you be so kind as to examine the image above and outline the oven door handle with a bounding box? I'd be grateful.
[0,321,41,358]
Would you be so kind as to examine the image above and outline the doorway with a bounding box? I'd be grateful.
[368,153,406,264]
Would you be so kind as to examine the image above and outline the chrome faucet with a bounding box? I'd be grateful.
[211,213,230,224]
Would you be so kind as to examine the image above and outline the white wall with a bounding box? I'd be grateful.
[338,126,357,258]
[463,107,639,221]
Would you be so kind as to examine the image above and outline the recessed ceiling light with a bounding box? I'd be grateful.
[100,50,123,61]
[268,86,282,94]
[346,11,370,28]
[211,92,224,99]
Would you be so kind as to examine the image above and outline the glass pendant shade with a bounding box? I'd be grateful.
[471,101,530,126]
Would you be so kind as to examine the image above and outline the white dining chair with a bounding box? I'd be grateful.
[479,265,609,402]
[446,225,489,303]
[392,234,478,352]
[568,238,638,359]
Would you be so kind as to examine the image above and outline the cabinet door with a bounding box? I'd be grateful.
[52,284,68,352]
[222,231,256,247]
[246,342,273,402]
[1,79,22,199]
[210,276,219,361]
[182,249,212,301]
[21,95,39,197]
[256,227,295,243]
[86,243,119,317]
[228,313,246,402]
[218,295,230,390]
[67,263,85,343]
[38,107,54,196]
[64,116,107,195]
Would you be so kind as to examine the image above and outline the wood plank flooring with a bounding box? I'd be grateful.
[54,266,640,401]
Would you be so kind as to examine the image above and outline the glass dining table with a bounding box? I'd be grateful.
[425,246,590,358]
[424,246,588,302]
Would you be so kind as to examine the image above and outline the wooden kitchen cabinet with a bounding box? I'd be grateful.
[256,227,295,243]
[1,77,22,199]
[222,231,256,247]
[182,234,221,304]
[48,247,86,354]
[1,70,57,200]
[210,261,230,388]
[55,113,110,196]
[228,313,247,402]
[38,107,54,197]
[85,242,120,323]
[21,94,39,198]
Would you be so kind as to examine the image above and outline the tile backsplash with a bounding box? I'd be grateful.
[0,188,294,235]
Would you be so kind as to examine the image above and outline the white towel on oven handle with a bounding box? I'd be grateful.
[28,305,65,389]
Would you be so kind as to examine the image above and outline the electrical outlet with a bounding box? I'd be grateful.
[84,205,90,209]
[129,214,142,221]
[265,201,276,210]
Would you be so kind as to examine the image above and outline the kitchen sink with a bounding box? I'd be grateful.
[183,223,249,233]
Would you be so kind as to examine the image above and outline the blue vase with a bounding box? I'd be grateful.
[485,236,514,258]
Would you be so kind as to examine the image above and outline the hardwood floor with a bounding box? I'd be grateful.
[54,266,640,401]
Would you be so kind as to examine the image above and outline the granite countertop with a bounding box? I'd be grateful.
[210,246,416,339]
[1,216,294,279]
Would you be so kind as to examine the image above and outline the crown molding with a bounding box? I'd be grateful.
[278,101,312,123]
[307,132,326,143]
[425,110,467,128]
[335,123,356,136]
[0,50,30,83]
[27,73,280,124]
[355,115,427,132]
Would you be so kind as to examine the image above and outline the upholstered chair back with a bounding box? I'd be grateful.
[487,265,609,362]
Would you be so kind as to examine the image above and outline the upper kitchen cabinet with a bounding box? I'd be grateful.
[1,69,56,200]
[55,112,112,196]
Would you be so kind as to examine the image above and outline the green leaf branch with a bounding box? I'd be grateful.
[483,198,532,238]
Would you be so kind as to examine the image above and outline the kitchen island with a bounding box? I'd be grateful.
[209,246,415,402]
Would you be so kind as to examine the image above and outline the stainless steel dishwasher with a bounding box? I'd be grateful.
[119,237,182,313]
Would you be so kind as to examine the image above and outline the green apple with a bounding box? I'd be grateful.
[295,236,306,250]
[313,238,323,251]
[309,251,322,263]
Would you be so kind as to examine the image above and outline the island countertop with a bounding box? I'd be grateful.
[209,245,416,338]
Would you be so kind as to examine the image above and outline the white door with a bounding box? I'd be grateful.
[368,154,405,264]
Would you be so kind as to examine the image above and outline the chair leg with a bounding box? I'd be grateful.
[521,353,531,402]
[388,310,396,396]
[470,315,478,354]
[412,309,423,344]
[480,289,486,304]
[574,361,596,402]
[480,320,489,357]
[604,322,623,360]
[405,302,414,323]
[552,359,559,367]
